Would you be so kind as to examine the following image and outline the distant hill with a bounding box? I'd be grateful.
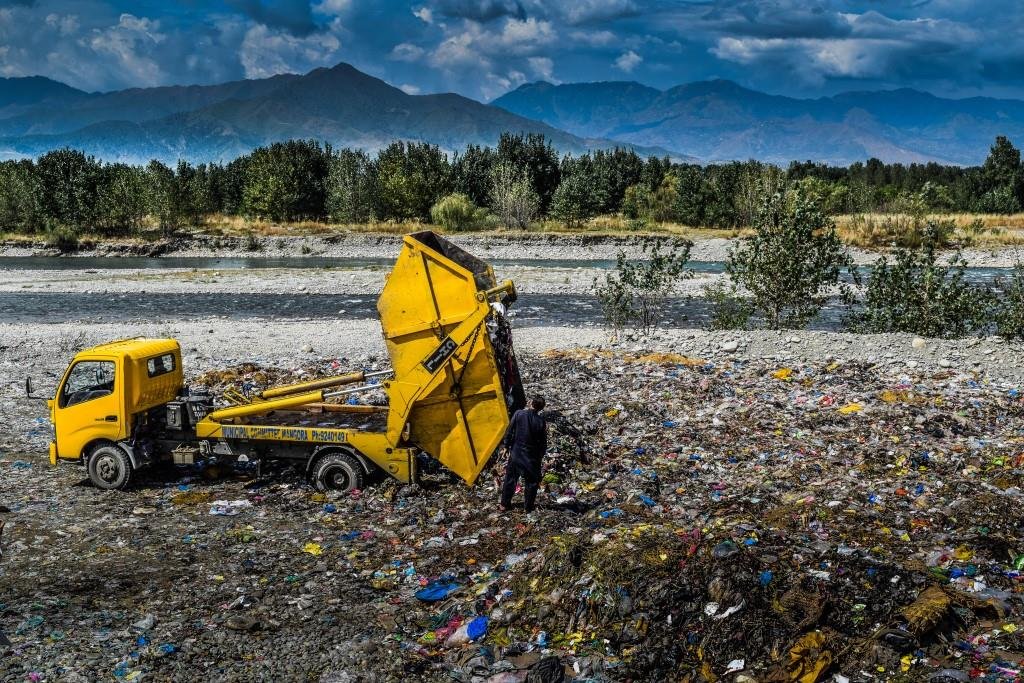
[0,64,677,164]
[492,79,1024,166]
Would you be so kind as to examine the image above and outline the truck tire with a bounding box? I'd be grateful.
[87,444,133,490]
[311,452,365,493]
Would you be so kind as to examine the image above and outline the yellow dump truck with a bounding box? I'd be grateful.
[26,231,525,491]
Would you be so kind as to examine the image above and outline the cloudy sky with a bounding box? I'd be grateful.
[0,0,1021,101]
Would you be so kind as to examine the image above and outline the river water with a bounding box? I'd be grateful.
[0,256,1012,329]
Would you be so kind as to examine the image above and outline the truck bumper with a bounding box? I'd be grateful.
[49,441,58,466]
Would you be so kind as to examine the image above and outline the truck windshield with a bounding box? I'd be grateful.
[60,360,116,408]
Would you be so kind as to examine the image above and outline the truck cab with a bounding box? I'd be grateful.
[45,338,183,485]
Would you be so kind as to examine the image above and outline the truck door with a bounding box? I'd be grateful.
[54,358,122,459]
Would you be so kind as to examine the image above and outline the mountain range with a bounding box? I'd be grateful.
[493,80,1024,166]
[1,62,1023,166]
[0,64,671,165]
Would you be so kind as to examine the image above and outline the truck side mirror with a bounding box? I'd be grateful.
[25,376,45,401]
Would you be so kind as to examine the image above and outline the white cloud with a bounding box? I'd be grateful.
[45,13,79,37]
[389,42,425,62]
[570,29,616,47]
[430,16,555,69]
[707,8,980,86]
[495,18,555,52]
[482,69,527,100]
[614,49,642,72]
[527,56,554,80]
[84,14,168,88]
[313,0,352,17]
[239,24,342,79]
[431,28,482,68]
[711,33,950,85]
[399,83,422,94]
[413,7,434,24]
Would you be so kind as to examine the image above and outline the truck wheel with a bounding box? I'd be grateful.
[312,452,365,493]
[87,445,133,490]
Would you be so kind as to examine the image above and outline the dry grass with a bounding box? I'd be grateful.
[7,212,1024,248]
[203,214,415,236]
[836,213,1024,249]
[195,214,746,239]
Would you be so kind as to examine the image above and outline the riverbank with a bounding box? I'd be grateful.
[6,230,1024,267]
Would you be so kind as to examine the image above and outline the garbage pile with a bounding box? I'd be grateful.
[2,349,1023,682]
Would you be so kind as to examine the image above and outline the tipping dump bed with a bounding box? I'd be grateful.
[377,231,524,485]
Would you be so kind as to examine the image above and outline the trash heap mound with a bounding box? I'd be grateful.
[383,350,1024,682]
[2,350,1023,682]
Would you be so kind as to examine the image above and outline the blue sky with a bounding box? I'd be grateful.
[0,0,1021,101]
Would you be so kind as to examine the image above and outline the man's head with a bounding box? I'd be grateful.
[530,395,546,411]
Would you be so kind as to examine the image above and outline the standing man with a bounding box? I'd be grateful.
[499,395,547,513]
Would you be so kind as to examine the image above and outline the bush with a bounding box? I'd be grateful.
[848,222,993,338]
[724,189,855,329]
[45,224,80,253]
[702,280,752,330]
[430,193,488,231]
[994,264,1024,339]
[243,231,263,252]
[593,238,692,336]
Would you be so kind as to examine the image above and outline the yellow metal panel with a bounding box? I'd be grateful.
[123,341,183,414]
[376,231,512,486]
[193,422,416,483]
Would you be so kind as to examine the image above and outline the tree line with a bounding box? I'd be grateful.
[1,133,1022,238]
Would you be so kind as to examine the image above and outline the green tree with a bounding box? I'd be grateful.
[496,133,560,213]
[736,162,786,226]
[374,141,451,221]
[0,161,43,233]
[216,157,249,215]
[241,140,330,221]
[452,144,496,208]
[175,161,211,226]
[849,223,994,338]
[592,148,645,213]
[793,176,849,216]
[94,163,151,235]
[982,136,1023,210]
[490,162,538,229]
[35,148,100,227]
[725,188,855,329]
[649,173,679,223]
[326,149,377,223]
[984,136,1021,186]
[919,181,953,211]
[550,170,600,228]
[146,160,179,235]
[621,184,653,220]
